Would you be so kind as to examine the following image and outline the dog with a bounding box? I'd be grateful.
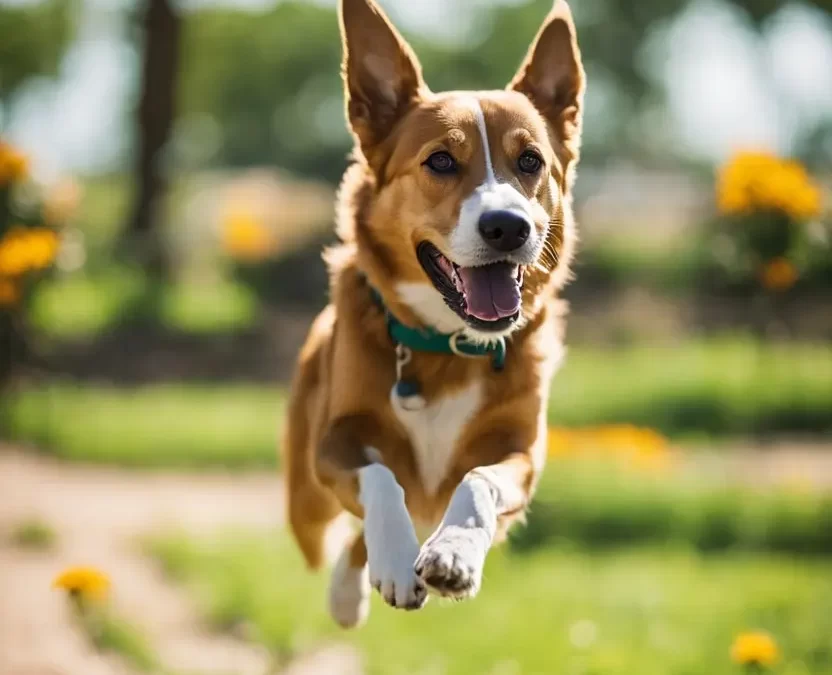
[283,0,584,628]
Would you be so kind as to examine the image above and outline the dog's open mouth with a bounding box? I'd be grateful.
[417,242,523,332]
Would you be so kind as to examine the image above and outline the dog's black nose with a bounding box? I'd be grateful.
[478,210,531,252]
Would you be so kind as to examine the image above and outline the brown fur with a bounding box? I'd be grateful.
[283,0,584,576]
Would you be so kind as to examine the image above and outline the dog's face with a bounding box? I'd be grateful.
[340,0,584,339]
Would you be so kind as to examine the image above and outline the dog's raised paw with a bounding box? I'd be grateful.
[415,527,488,600]
[367,536,428,610]
[369,566,427,610]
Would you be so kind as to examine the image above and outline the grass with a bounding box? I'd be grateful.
[92,613,160,673]
[148,530,832,675]
[7,518,57,550]
[158,279,258,335]
[577,237,705,293]
[29,268,148,340]
[515,460,832,555]
[2,384,285,469]
[3,337,830,468]
[548,337,832,438]
[29,267,259,340]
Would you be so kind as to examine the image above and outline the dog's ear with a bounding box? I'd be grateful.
[508,0,585,170]
[339,0,426,157]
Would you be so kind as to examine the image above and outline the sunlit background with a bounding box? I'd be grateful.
[1,0,832,673]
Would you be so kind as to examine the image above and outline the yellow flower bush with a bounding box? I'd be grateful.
[0,141,29,186]
[717,150,822,222]
[759,256,797,292]
[0,278,20,307]
[0,227,60,277]
[53,566,111,603]
[548,424,672,472]
[731,631,780,668]
[221,207,274,261]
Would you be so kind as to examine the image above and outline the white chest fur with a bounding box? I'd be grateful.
[391,380,483,496]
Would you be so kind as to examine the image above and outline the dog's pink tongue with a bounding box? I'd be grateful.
[457,263,521,321]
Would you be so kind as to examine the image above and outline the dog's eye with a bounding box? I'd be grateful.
[424,151,457,175]
[518,151,543,175]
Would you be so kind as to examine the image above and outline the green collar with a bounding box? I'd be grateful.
[371,287,506,371]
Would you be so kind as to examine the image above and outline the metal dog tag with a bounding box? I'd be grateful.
[393,344,426,411]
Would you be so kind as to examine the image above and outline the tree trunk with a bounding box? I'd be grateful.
[125,0,181,277]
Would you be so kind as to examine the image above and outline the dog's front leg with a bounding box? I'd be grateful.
[358,460,427,609]
[415,453,531,599]
[318,417,427,611]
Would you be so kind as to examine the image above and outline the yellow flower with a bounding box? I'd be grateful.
[716,150,823,222]
[0,227,59,277]
[0,141,29,185]
[731,631,780,667]
[53,566,111,602]
[547,424,672,472]
[0,278,20,307]
[759,257,797,292]
[221,208,273,261]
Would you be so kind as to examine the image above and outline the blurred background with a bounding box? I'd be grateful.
[1,0,832,673]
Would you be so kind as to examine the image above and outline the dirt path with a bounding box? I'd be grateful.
[2,440,830,675]
[0,448,361,675]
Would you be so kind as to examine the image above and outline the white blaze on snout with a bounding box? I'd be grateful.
[449,100,546,267]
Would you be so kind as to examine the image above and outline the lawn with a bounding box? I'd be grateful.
[149,529,832,675]
[3,338,831,468]
[29,268,259,340]
[2,384,285,469]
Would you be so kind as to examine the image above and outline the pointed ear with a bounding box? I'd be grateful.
[509,0,585,167]
[339,0,427,155]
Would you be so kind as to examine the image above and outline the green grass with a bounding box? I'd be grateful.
[91,613,160,673]
[29,268,148,340]
[7,518,57,550]
[158,279,258,334]
[549,338,832,438]
[148,530,832,675]
[29,267,259,340]
[2,384,285,469]
[3,338,831,467]
[515,460,832,555]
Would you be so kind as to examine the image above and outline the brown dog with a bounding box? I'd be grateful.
[283,0,584,628]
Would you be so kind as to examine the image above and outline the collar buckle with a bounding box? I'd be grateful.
[448,331,480,359]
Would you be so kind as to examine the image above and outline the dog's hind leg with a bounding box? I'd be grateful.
[283,314,344,571]
[328,530,370,628]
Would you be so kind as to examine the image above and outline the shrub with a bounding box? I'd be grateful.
[706,150,828,296]
[0,140,64,382]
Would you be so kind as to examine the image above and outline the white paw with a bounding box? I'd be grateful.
[329,546,371,629]
[415,526,489,600]
[367,539,427,610]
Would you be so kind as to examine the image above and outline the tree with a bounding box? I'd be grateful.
[0,0,72,108]
[124,0,182,276]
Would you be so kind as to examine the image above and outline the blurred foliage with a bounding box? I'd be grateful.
[3,384,286,468]
[0,0,73,102]
[4,338,831,468]
[7,518,57,550]
[149,529,832,675]
[178,2,346,181]
[174,0,832,182]
[28,266,259,339]
[1,139,62,382]
[702,150,830,296]
[515,459,832,554]
[89,614,159,673]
